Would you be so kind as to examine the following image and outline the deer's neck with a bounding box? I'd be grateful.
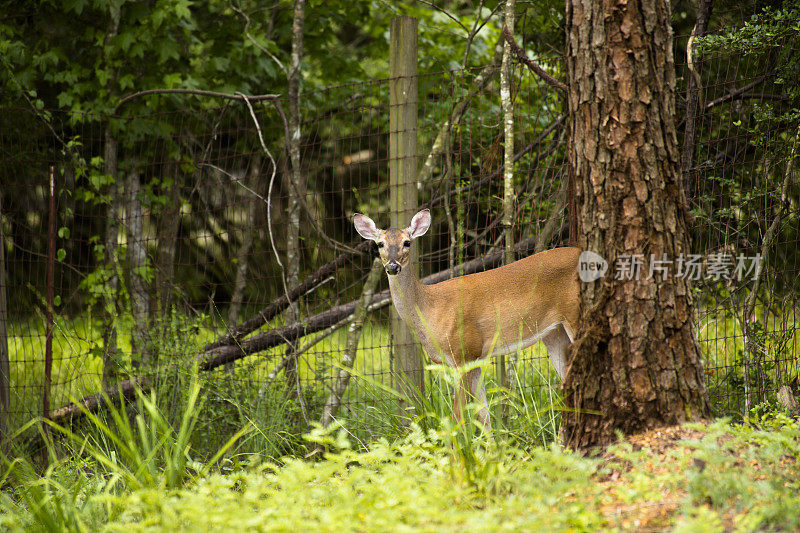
[386,266,429,326]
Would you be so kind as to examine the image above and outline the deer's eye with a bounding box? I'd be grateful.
[377,242,385,248]
[403,240,411,248]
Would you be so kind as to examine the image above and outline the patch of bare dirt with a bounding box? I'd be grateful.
[594,424,709,531]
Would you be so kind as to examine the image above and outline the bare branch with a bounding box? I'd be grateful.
[501,23,567,92]
[705,70,777,111]
[237,91,292,323]
[114,89,279,113]
[461,0,488,67]
[48,376,153,424]
[415,0,469,33]
[201,240,372,352]
[231,1,287,74]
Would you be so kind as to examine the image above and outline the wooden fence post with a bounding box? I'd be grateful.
[389,16,424,412]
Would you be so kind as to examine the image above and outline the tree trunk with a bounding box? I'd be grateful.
[125,164,151,367]
[283,0,306,399]
[226,155,261,373]
[562,0,711,450]
[156,162,180,323]
[101,3,121,389]
[499,0,517,398]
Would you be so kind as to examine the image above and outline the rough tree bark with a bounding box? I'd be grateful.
[562,0,711,449]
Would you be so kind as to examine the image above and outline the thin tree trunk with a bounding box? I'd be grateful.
[681,0,714,198]
[226,155,261,373]
[562,0,711,449]
[320,258,383,428]
[101,2,121,389]
[0,188,10,447]
[156,163,180,323]
[125,164,151,367]
[283,0,306,400]
[102,132,120,388]
[443,128,458,275]
[499,0,517,397]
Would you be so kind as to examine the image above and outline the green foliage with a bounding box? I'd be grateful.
[42,377,250,492]
[5,416,800,531]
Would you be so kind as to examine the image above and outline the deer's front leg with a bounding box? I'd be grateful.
[468,367,491,434]
[453,367,491,434]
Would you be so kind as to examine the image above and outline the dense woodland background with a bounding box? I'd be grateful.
[0,0,799,447]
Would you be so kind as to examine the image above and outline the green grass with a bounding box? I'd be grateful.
[3,396,800,532]
[6,300,799,459]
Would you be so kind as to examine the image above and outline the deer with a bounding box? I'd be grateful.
[353,208,581,432]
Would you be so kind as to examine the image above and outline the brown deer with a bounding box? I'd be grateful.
[353,209,580,431]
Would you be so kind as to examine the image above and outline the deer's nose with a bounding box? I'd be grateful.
[385,262,401,275]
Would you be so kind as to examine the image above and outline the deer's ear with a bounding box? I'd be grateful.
[353,213,381,240]
[407,209,431,239]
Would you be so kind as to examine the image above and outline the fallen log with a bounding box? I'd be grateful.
[48,375,153,424]
[202,240,372,352]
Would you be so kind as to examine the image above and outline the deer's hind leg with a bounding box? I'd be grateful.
[541,323,572,380]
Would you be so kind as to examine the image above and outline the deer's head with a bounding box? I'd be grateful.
[353,209,431,275]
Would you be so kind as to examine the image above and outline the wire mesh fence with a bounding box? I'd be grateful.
[1,30,798,444]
